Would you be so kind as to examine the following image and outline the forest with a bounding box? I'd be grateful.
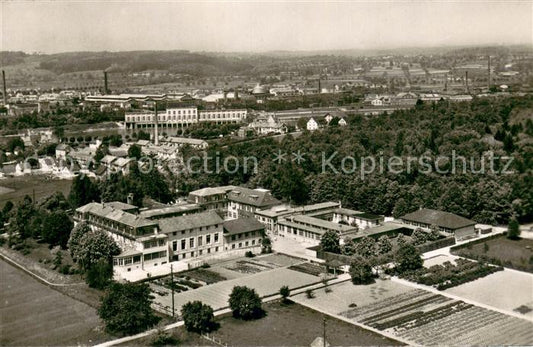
[176,95,533,225]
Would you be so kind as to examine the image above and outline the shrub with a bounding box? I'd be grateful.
[279,285,290,303]
[349,256,375,285]
[245,251,255,258]
[305,289,315,299]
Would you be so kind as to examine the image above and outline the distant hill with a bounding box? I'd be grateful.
[33,50,255,76]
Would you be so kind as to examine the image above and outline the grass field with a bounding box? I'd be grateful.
[452,235,533,272]
[127,301,401,346]
[0,260,109,346]
[0,176,72,207]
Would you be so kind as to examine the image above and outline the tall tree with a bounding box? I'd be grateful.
[320,230,341,254]
[41,211,73,248]
[507,218,521,240]
[395,244,423,273]
[69,175,100,207]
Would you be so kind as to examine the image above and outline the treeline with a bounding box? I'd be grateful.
[37,51,254,76]
[70,163,175,208]
[177,95,533,225]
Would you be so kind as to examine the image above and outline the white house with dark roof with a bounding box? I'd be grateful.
[227,187,282,219]
[306,118,319,131]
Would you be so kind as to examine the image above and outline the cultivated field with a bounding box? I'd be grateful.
[0,260,108,346]
[292,279,533,346]
[0,175,72,207]
[150,267,320,315]
[446,269,533,318]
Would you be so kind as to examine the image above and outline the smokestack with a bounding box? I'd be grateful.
[235,88,239,100]
[488,55,492,90]
[154,101,159,146]
[465,71,469,94]
[103,71,108,95]
[318,78,321,93]
[444,72,448,91]
[2,70,7,105]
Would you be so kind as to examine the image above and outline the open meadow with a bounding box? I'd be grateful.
[0,175,72,207]
[0,260,109,346]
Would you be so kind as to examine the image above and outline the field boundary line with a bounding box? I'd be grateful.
[391,276,533,323]
[0,250,84,287]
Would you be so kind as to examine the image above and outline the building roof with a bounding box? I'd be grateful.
[101,155,117,165]
[228,187,281,208]
[164,137,208,146]
[223,218,265,236]
[56,144,72,151]
[334,208,383,221]
[189,186,234,197]
[139,203,200,219]
[400,208,475,230]
[158,210,223,234]
[76,202,157,229]
[106,201,138,211]
[291,215,356,233]
[301,202,340,213]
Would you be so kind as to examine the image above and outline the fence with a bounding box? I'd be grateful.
[201,333,228,347]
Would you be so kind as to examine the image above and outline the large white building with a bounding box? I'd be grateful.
[124,107,247,129]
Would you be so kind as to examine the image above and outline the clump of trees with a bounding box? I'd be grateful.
[349,257,375,284]
[228,286,264,320]
[98,282,161,335]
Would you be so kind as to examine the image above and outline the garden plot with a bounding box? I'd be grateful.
[151,267,319,316]
[423,254,457,268]
[292,279,533,346]
[445,269,533,318]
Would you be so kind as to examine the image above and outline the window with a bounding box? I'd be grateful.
[190,238,194,248]
[206,234,211,244]
[231,235,236,241]
[238,242,242,248]
[199,250,203,255]
[198,236,203,246]
[215,246,219,252]
[207,248,211,253]
[231,244,235,249]
[181,239,186,250]
[172,241,177,251]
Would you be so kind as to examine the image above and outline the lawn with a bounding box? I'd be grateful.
[0,175,72,207]
[0,260,110,346]
[451,235,533,273]
[131,301,401,346]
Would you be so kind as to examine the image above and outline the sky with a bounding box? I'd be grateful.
[1,1,532,54]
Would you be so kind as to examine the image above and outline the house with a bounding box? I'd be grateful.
[400,208,476,240]
[227,187,281,219]
[306,118,318,131]
[392,92,418,106]
[331,208,384,229]
[324,114,333,124]
[248,114,287,135]
[338,118,347,126]
[111,157,133,175]
[161,136,208,150]
[223,218,265,251]
[187,186,234,211]
[55,144,72,160]
[100,155,118,167]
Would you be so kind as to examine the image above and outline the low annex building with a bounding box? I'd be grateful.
[400,208,476,240]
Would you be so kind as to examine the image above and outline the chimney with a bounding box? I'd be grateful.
[153,101,159,146]
[488,55,492,90]
[318,78,321,93]
[103,71,109,95]
[235,88,239,100]
[465,71,469,94]
[2,70,7,105]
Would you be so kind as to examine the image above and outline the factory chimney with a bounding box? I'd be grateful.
[103,71,109,95]
[153,101,159,146]
[2,70,7,105]
[318,78,321,93]
[488,56,492,90]
[465,71,469,94]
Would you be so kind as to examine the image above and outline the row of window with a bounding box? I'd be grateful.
[144,250,167,261]
[143,239,166,249]
[228,239,257,249]
[170,225,219,237]
[172,233,220,251]
[229,230,258,241]
[175,246,220,259]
